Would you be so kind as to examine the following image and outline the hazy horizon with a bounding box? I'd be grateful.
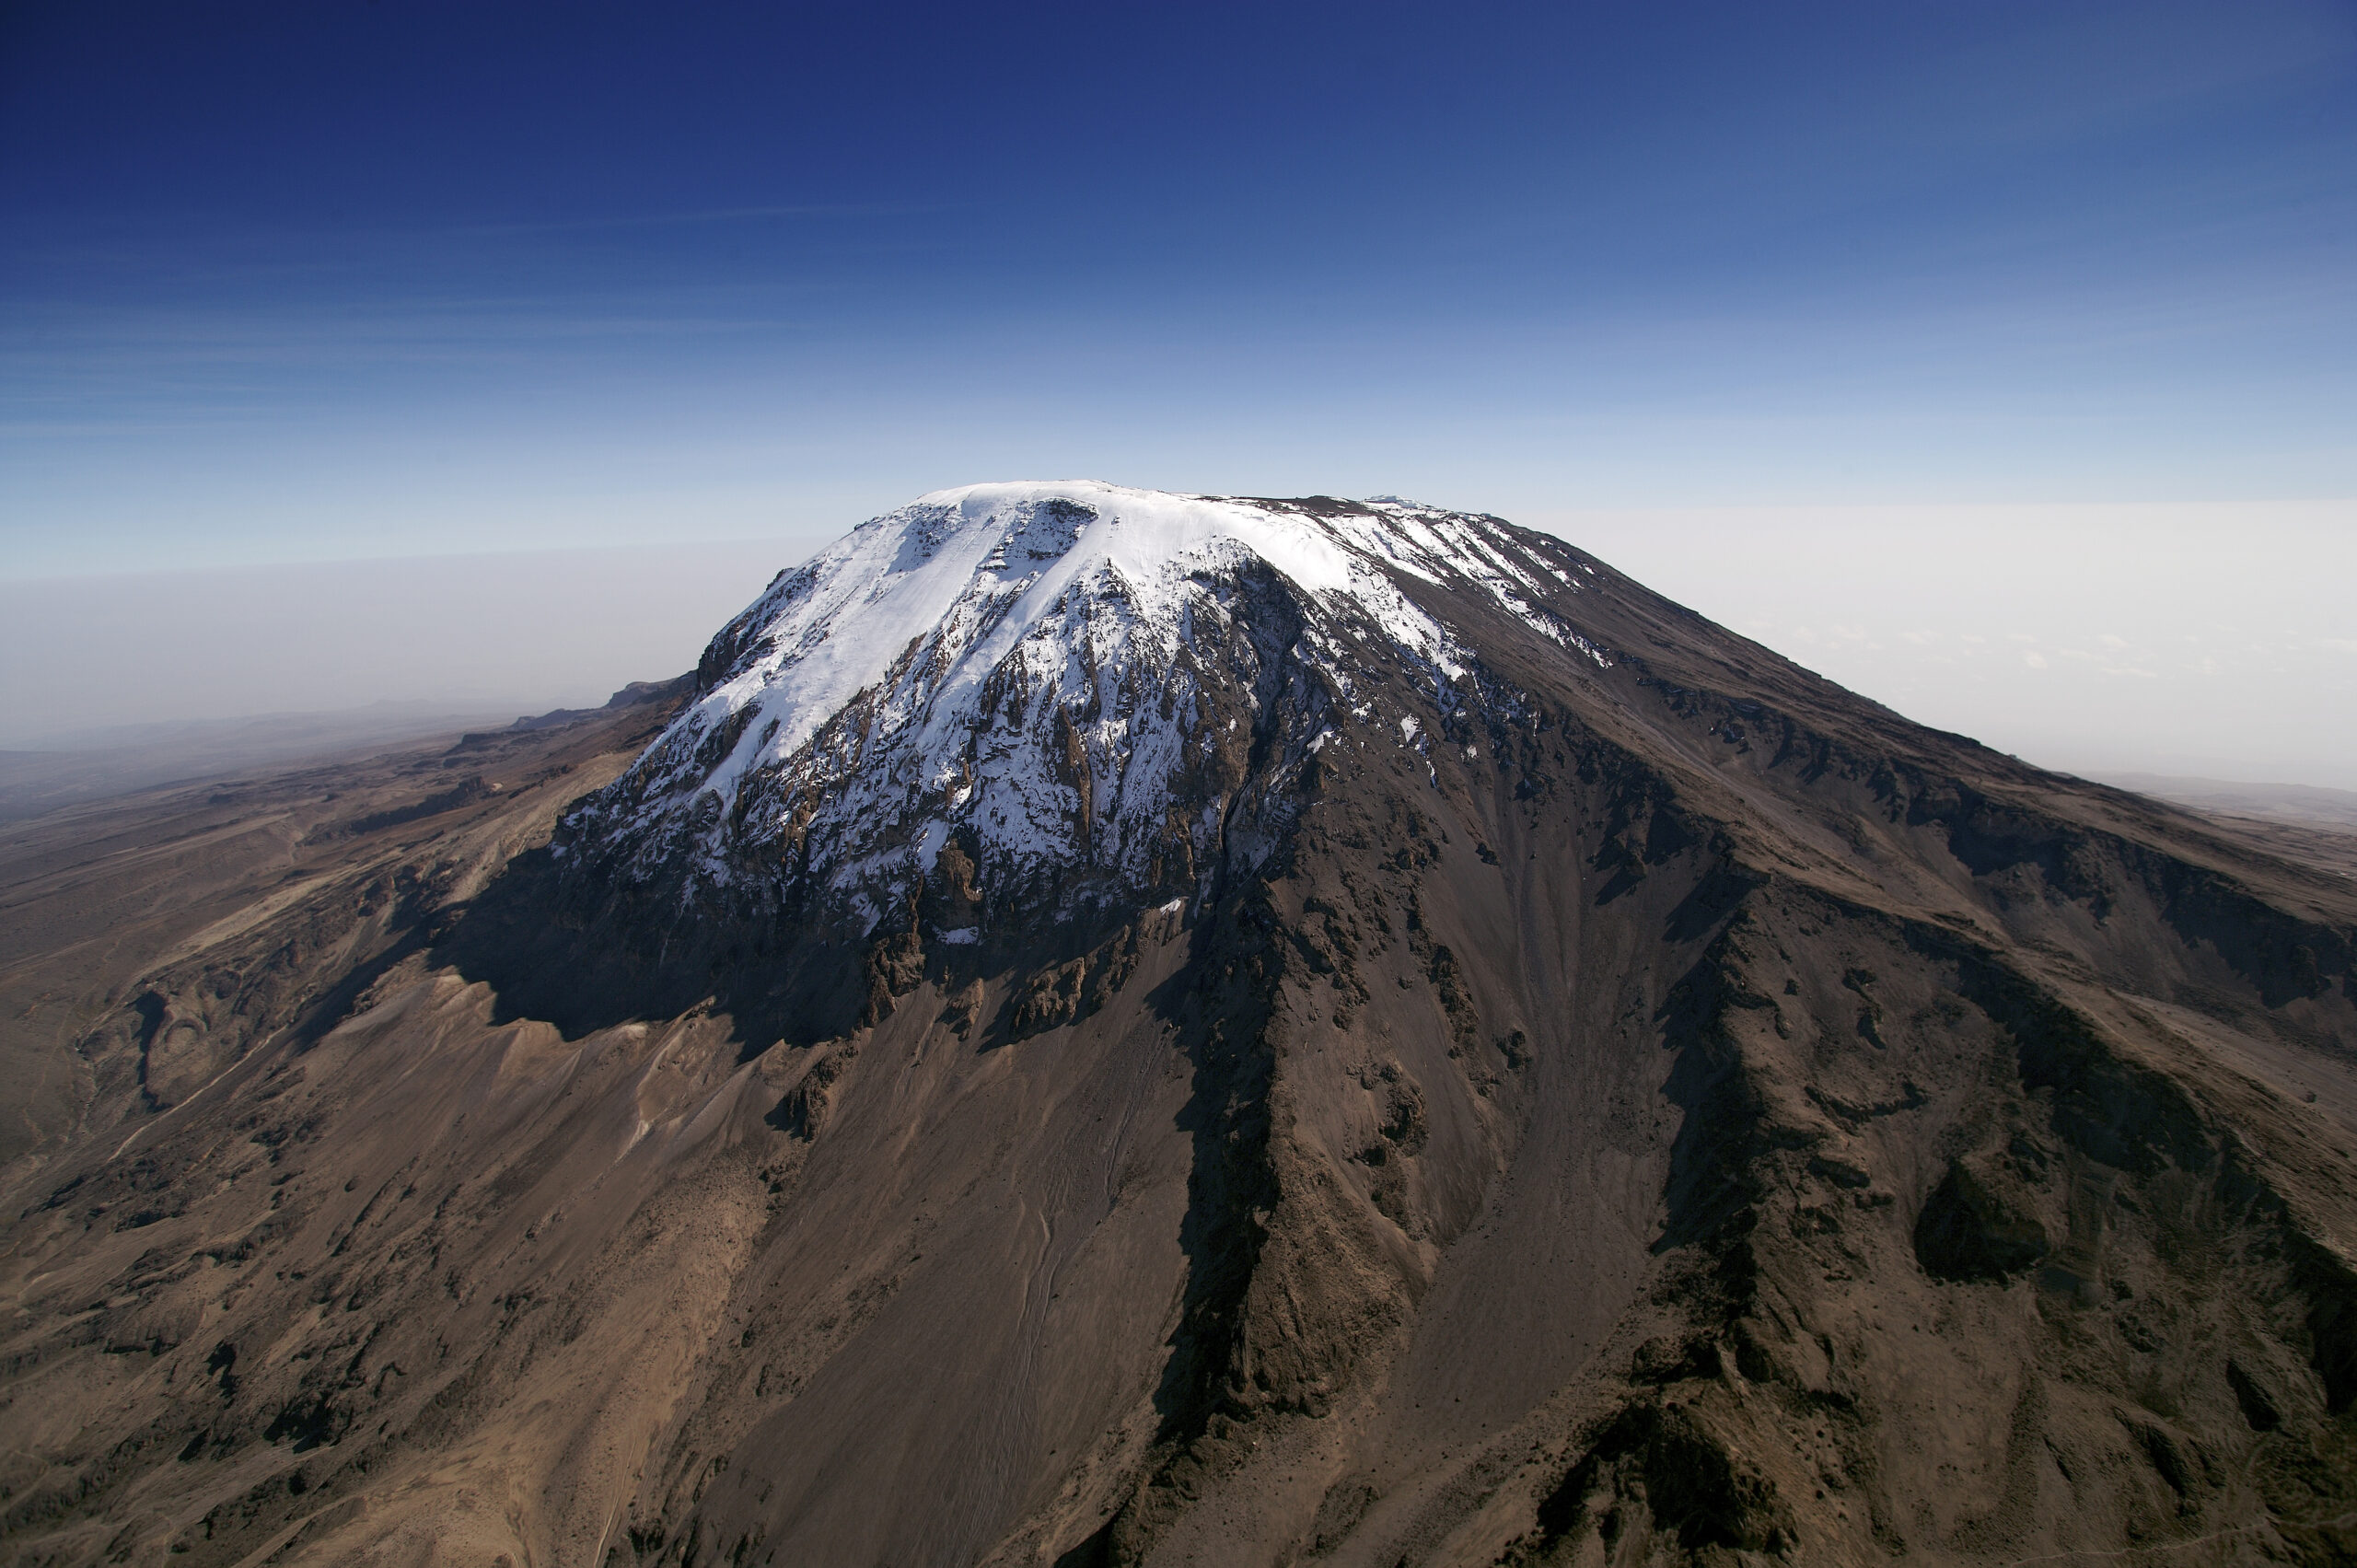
[6,492,2351,795]
[7,2,2354,789]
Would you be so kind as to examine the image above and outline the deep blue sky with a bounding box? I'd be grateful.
[5,0,2354,575]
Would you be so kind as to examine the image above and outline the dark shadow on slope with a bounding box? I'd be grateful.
[1048,879,1286,1568]
[1651,941,1768,1262]
[1651,856,1771,1260]
[1051,1526,1118,1568]
[1900,778,2357,1012]
[1919,932,2216,1179]
[2146,855,2355,1011]
[1525,1401,1797,1558]
[1125,566,1337,1455]
[288,927,429,1052]
[1061,577,1334,1560]
[427,845,868,1053]
[1136,885,1283,1448]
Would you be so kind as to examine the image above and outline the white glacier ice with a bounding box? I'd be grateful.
[562,482,1611,934]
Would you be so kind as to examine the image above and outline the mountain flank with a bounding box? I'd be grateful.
[2,484,2353,1567]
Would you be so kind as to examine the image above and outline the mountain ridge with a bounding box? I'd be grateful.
[560,483,1608,938]
[2,487,2354,1566]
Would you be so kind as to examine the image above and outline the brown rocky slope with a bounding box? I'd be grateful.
[2,495,2354,1567]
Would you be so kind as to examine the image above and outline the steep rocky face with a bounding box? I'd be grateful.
[557,482,1600,959]
[4,487,2356,1568]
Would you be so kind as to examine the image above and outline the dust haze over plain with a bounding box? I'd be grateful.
[4,500,2351,798]
[6,0,2355,805]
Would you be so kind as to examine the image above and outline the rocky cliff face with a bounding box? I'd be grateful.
[5,486,2356,1568]
[558,483,1601,949]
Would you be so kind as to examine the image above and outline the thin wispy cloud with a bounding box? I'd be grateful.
[5,1,2352,783]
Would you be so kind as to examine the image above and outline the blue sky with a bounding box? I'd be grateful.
[4,2,2355,788]
[6,0,2353,574]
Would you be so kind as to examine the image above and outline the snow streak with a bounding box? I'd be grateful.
[562,482,1606,934]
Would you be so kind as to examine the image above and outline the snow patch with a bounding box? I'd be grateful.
[570,482,1620,922]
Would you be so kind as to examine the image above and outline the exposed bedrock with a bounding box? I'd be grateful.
[3,488,2354,1567]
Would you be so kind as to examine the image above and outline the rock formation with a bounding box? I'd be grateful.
[4,484,2354,1566]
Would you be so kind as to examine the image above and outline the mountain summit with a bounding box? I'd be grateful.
[563,482,1606,936]
[5,487,2356,1566]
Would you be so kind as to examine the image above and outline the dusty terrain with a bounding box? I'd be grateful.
[0,705,537,829]
[2101,776,2357,838]
[3,505,2356,1568]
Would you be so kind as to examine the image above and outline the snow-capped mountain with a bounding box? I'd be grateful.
[559,482,1611,937]
[17,482,2357,1568]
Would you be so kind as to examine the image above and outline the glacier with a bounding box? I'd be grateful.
[557,482,1608,939]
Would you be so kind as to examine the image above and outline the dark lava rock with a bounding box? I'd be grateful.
[1914,1158,2049,1282]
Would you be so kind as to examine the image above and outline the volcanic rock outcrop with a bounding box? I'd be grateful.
[4,482,2355,1567]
